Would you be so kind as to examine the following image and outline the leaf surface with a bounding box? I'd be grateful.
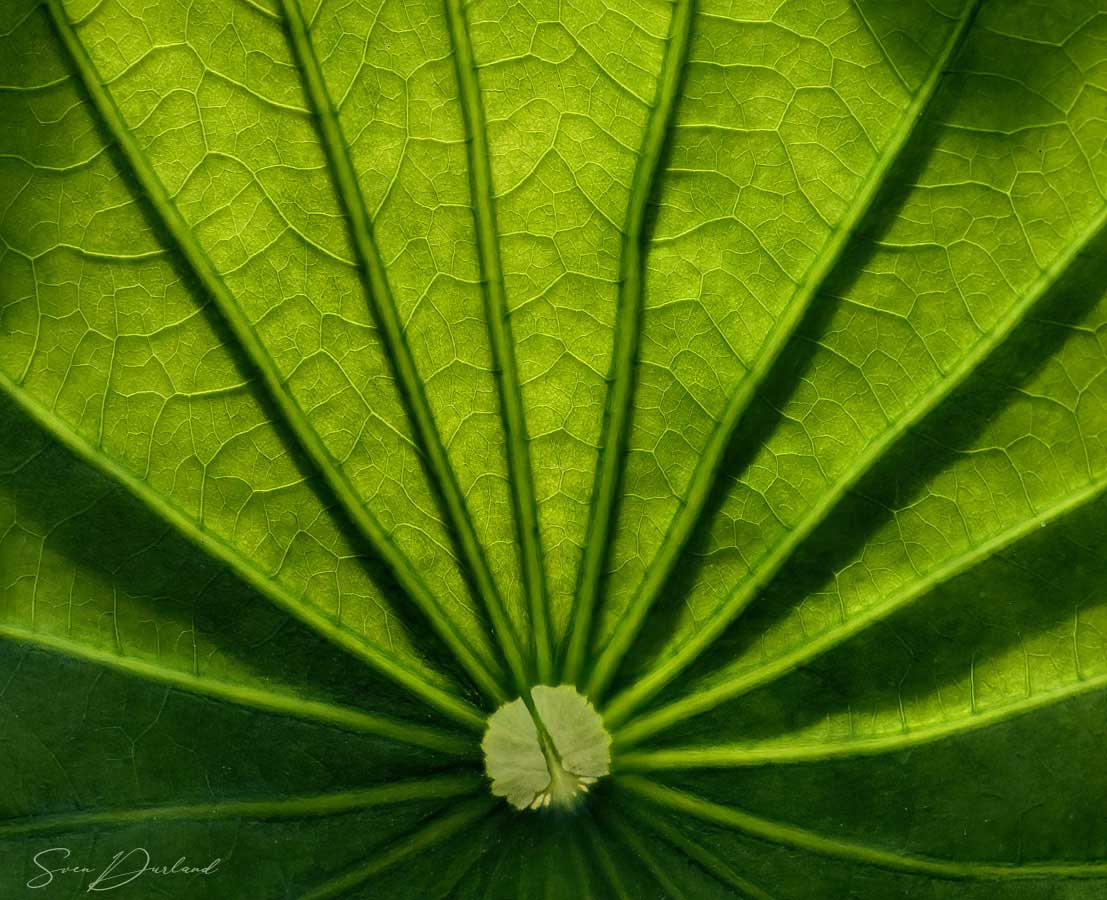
[2,0,1107,896]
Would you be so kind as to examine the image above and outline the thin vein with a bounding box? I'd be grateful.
[294,796,498,900]
[622,798,778,900]
[566,829,597,896]
[602,808,693,900]
[443,0,554,684]
[276,0,529,698]
[0,368,485,733]
[0,775,482,836]
[603,197,1107,733]
[43,0,510,708]
[582,817,636,900]
[587,0,986,704]
[618,778,1107,881]
[563,0,697,686]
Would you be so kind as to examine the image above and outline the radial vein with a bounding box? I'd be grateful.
[586,0,985,702]
[619,777,1107,881]
[443,0,553,684]
[615,461,1107,746]
[294,796,498,900]
[0,774,482,837]
[622,799,778,900]
[583,817,636,900]
[43,0,509,709]
[0,368,484,733]
[604,197,1107,731]
[563,0,697,686]
[277,0,529,698]
[0,625,477,755]
[616,672,1107,768]
[603,808,693,900]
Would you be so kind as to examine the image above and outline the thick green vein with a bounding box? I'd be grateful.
[614,459,1107,746]
[294,796,498,900]
[616,674,1107,769]
[277,0,529,698]
[603,808,693,900]
[618,777,1107,881]
[603,199,1107,731]
[42,0,509,708]
[585,0,984,702]
[562,0,696,686]
[0,774,482,837]
[443,0,553,685]
[0,368,485,734]
[622,800,777,900]
[0,626,476,755]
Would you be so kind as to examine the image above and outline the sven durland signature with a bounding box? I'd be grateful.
[27,846,222,892]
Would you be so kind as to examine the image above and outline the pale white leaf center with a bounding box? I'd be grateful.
[482,684,611,811]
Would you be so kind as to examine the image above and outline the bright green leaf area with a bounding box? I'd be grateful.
[2,0,1107,895]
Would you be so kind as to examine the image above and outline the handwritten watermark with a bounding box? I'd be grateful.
[28,847,222,892]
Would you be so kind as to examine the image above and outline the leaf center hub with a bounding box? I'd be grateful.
[482,684,611,811]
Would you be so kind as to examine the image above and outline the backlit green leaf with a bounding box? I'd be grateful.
[2,0,1107,896]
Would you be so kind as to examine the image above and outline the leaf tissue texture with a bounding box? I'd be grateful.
[2,0,1107,895]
